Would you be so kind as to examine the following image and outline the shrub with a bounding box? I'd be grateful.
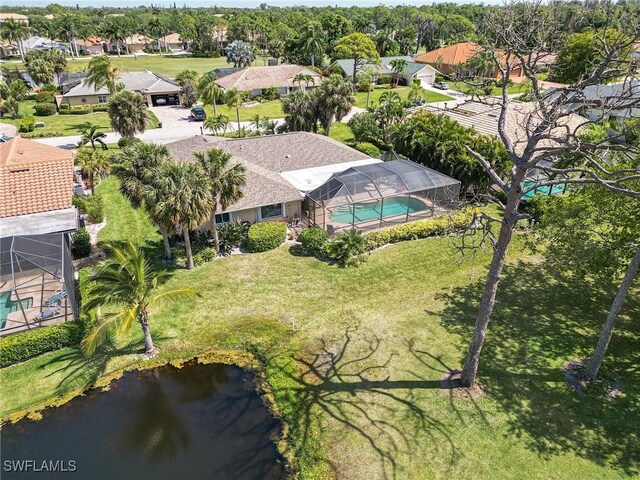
[21,130,63,138]
[377,76,393,85]
[117,136,139,148]
[33,102,57,116]
[91,103,109,112]
[73,194,104,223]
[435,75,444,83]
[18,115,35,132]
[217,219,250,253]
[35,91,56,104]
[59,103,70,113]
[363,209,475,250]
[247,222,287,252]
[40,83,59,93]
[71,227,92,258]
[0,321,85,367]
[69,104,93,114]
[326,228,366,267]
[261,86,279,101]
[353,142,381,157]
[193,247,218,265]
[300,227,329,256]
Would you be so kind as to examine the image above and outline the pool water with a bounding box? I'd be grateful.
[522,181,566,200]
[0,292,33,330]
[2,362,285,479]
[331,197,428,224]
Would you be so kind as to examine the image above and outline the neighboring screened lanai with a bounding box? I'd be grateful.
[304,159,461,233]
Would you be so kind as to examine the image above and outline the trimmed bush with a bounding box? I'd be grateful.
[0,321,85,367]
[91,103,109,112]
[69,104,93,114]
[33,102,57,116]
[21,130,63,138]
[353,142,381,157]
[35,91,56,104]
[18,115,35,132]
[59,103,70,113]
[363,209,475,250]
[247,222,287,253]
[300,227,329,256]
[71,227,92,258]
[377,76,393,85]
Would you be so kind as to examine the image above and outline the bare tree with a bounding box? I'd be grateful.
[454,0,640,388]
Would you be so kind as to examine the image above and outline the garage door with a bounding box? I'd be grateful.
[151,94,180,107]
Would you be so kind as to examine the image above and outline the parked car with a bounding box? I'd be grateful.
[434,81,449,90]
[191,107,207,121]
[410,98,426,107]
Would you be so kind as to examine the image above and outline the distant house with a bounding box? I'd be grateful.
[414,42,523,79]
[0,137,79,336]
[61,70,182,107]
[107,34,152,54]
[22,36,69,54]
[0,13,29,25]
[76,36,107,55]
[331,56,438,86]
[214,65,322,96]
[159,33,184,52]
[0,42,19,57]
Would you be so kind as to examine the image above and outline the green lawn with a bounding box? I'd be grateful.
[8,54,271,78]
[2,100,159,136]
[202,100,284,123]
[1,179,638,479]
[353,86,454,109]
[329,122,355,144]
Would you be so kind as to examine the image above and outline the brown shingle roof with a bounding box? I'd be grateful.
[215,65,322,91]
[165,132,370,212]
[0,137,74,218]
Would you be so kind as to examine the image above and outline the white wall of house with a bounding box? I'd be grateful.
[211,200,301,228]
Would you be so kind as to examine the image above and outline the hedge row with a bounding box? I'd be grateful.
[58,104,108,115]
[363,209,476,250]
[0,321,85,368]
[247,222,287,252]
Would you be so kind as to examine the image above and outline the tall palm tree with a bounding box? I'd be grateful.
[1,19,29,61]
[197,72,222,115]
[194,148,247,253]
[318,74,354,136]
[225,88,244,132]
[148,15,165,55]
[101,18,126,56]
[293,72,315,92]
[113,143,174,261]
[356,66,376,109]
[78,125,108,151]
[76,149,110,195]
[299,22,325,68]
[81,241,196,356]
[204,114,229,137]
[84,55,120,95]
[152,161,213,269]
[47,50,67,89]
[108,90,148,139]
[26,58,54,85]
[389,58,408,88]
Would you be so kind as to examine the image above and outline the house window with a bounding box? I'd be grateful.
[98,95,108,104]
[214,212,231,224]
[259,203,283,220]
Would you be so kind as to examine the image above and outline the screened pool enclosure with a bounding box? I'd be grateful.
[304,159,461,233]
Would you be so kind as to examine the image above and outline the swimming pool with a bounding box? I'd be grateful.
[0,291,33,329]
[330,197,428,224]
[522,181,566,201]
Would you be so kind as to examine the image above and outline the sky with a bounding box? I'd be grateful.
[8,0,499,7]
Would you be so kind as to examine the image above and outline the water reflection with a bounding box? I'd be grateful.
[2,362,284,480]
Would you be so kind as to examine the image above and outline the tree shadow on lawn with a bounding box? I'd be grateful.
[268,324,462,480]
[436,259,640,476]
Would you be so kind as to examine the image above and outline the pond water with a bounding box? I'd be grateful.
[2,362,285,480]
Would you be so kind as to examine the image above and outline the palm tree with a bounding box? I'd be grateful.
[299,22,325,68]
[204,114,229,137]
[113,143,174,261]
[47,50,67,89]
[318,74,354,136]
[152,161,213,269]
[356,66,376,109]
[389,58,408,88]
[225,88,244,132]
[261,117,277,135]
[102,18,126,56]
[379,90,401,107]
[225,40,255,68]
[250,114,262,132]
[408,81,425,102]
[84,55,120,95]
[108,90,148,139]
[81,241,196,356]
[194,148,247,253]
[78,125,108,151]
[76,149,110,195]
[293,72,315,93]
[1,19,29,61]
[26,58,54,85]
[197,73,222,116]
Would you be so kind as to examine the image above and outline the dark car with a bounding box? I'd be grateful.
[410,98,426,107]
[434,81,449,90]
[191,107,207,121]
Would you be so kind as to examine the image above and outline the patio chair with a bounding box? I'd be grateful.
[34,305,61,322]
[44,289,67,307]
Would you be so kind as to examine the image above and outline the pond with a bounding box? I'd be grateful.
[2,362,285,479]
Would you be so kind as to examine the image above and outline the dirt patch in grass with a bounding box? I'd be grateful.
[562,359,624,399]
[441,369,486,399]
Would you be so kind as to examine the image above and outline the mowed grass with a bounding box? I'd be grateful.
[202,100,285,122]
[7,54,272,78]
[353,85,453,109]
[0,179,638,480]
[2,100,159,136]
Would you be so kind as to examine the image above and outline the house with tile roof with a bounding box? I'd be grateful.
[0,137,78,335]
[214,65,322,96]
[76,36,107,55]
[0,13,29,25]
[61,70,182,107]
[414,42,523,79]
[331,56,438,87]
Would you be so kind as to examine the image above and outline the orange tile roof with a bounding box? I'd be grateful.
[0,137,74,218]
[415,42,485,66]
